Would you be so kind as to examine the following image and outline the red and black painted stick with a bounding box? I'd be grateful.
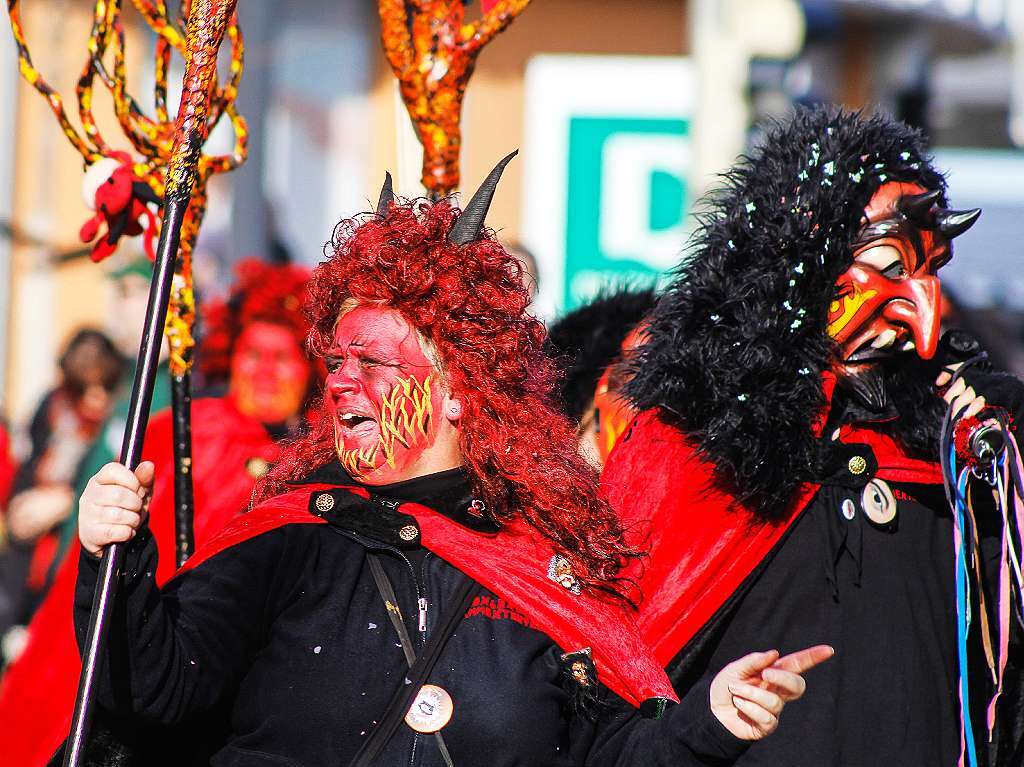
[61,3,239,765]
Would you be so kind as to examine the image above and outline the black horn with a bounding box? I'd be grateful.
[376,172,395,218]
[448,150,518,245]
[936,207,981,239]
[898,189,941,227]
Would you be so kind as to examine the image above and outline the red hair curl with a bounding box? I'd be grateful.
[199,257,314,384]
[258,199,638,596]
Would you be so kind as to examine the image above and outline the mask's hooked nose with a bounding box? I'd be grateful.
[881,276,941,359]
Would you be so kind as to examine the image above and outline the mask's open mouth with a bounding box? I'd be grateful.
[846,328,915,363]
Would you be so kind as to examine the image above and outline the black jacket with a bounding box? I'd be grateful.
[74,468,746,766]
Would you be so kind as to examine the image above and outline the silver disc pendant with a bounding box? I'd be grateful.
[861,478,897,527]
[405,684,454,733]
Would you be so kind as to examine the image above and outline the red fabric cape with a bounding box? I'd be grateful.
[0,398,277,767]
[177,484,678,708]
[601,408,943,668]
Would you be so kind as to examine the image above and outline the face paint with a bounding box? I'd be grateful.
[829,181,965,370]
[325,306,446,484]
[336,374,434,478]
[229,321,311,425]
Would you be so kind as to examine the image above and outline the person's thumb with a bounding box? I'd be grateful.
[723,649,779,681]
[133,460,155,491]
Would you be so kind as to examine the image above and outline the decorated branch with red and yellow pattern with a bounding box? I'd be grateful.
[7,0,247,376]
[378,0,531,197]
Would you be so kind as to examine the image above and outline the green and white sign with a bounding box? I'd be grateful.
[522,55,694,316]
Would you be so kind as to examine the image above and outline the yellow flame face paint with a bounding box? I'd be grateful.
[336,374,434,479]
[827,283,878,339]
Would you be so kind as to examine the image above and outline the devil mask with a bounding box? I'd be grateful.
[829,182,980,411]
[625,107,970,517]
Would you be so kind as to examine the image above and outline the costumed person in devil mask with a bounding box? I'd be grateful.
[72,157,830,767]
[547,287,656,468]
[602,107,1024,766]
[0,260,314,767]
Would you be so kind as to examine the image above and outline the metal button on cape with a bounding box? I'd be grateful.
[398,524,419,542]
[314,492,335,513]
[847,455,867,475]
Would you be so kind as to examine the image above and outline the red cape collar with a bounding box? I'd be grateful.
[177,484,677,708]
[602,404,942,668]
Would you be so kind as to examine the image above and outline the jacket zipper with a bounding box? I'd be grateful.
[407,552,431,767]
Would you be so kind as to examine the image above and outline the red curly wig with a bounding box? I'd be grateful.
[198,257,315,384]
[258,199,638,595]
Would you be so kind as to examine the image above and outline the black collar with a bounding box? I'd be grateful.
[292,462,500,547]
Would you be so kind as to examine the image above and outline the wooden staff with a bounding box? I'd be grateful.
[62,3,238,764]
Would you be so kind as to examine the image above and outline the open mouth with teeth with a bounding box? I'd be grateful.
[337,411,378,433]
[333,374,434,479]
[845,327,916,363]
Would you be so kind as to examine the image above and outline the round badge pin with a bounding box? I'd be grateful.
[861,478,897,527]
[405,684,454,733]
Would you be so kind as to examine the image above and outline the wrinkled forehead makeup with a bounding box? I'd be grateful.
[330,299,445,374]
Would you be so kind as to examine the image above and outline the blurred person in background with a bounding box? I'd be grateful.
[0,328,124,646]
[25,259,176,589]
[546,287,655,468]
[0,420,14,512]
[0,418,18,634]
[0,256,315,767]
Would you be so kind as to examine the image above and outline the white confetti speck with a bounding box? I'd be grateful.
[313,646,322,654]
[368,622,377,630]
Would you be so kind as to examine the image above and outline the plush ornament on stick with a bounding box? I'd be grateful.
[79,152,161,263]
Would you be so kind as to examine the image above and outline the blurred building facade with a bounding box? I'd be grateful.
[1,0,1023,429]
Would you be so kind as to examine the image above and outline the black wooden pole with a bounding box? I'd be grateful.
[62,197,187,767]
[171,370,195,566]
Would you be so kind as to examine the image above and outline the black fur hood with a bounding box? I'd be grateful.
[547,286,657,421]
[625,107,946,518]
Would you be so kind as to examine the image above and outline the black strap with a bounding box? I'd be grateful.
[366,556,454,766]
[367,555,417,665]
[351,554,476,767]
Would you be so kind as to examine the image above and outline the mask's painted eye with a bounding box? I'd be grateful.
[856,244,906,278]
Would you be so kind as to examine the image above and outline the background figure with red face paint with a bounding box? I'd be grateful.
[546,287,656,468]
[68,161,830,766]
[602,107,1024,767]
[0,258,313,767]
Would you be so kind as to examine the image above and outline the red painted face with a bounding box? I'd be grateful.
[325,306,446,484]
[828,182,950,370]
[229,321,311,425]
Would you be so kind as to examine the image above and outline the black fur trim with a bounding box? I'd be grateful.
[547,287,657,421]
[625,107,947,519]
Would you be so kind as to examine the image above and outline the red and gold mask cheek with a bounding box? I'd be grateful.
[591,370,634,465]
[828,261,943,363]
